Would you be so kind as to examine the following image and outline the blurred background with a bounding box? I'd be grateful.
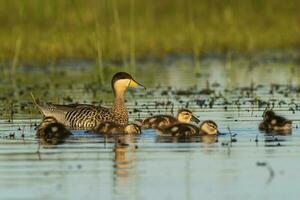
[1,0,299,63]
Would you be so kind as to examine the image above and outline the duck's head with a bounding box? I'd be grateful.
[177,109,200,123]
[124,123,141,134]
[200,120,219,135]
[111,72,145,95]
[263,110,275,121]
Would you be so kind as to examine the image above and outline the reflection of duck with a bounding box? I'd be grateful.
[36,116,72,144]
[259,110,292,133]
[32,72,145,129]
[113,136,137,186]
[141,109,199,130]
[160,120,219,137]
[92,122,141,134]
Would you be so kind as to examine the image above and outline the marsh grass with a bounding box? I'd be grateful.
[0,0,299,63]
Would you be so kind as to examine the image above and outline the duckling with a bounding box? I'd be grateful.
[162,123,199,137]
[31,72,146,129]
[92,122,141,135]
[141,109,200,130]
[160,120,219,137]
[199,120,219,135]
[259,110,292,132]
[36,116,72,144]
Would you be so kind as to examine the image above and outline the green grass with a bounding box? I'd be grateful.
[0,0,300,63]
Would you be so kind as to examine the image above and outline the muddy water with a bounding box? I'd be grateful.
[0,55,300,200]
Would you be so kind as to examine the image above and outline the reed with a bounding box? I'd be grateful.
[112,0,128,70]
[0,0,299,64]
[94,8,105,85]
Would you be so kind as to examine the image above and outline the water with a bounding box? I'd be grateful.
[1,53,300,200]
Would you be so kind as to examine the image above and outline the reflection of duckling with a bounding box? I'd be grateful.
[201,135,218,144]
[160,120,219,137]
[37,116,72,144]
[142,109,199,130]
[92,122,141,134]
[259,110,292,132]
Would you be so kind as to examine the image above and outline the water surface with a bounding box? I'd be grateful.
[0,54,300,200]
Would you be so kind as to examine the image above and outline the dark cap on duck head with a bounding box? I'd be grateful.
[111,72,146,91]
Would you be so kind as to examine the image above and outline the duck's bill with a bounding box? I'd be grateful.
[129,79,146,89]
[191,115,200,124]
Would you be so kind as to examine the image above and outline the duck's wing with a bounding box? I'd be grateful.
[36,103,110,129]
[65,105,112,129]
[43,103,96,112]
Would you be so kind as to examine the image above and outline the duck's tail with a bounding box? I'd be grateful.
[30,92,44,114]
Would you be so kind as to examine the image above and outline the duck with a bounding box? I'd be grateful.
[31,72,145,129]
[141,109,200,130]
[160,120,219,137]
[259,110,292,132]
[36,116,72,144]
[92,122,141,134]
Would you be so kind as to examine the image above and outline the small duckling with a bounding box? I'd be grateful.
[37,116,72,144]
[142,109,200,130]
[160,120,219,137]
[161,123,199,137]
[92,122,141,135]
[124,123,141,134]
[199,120,219,135]
[259,110,292,132]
